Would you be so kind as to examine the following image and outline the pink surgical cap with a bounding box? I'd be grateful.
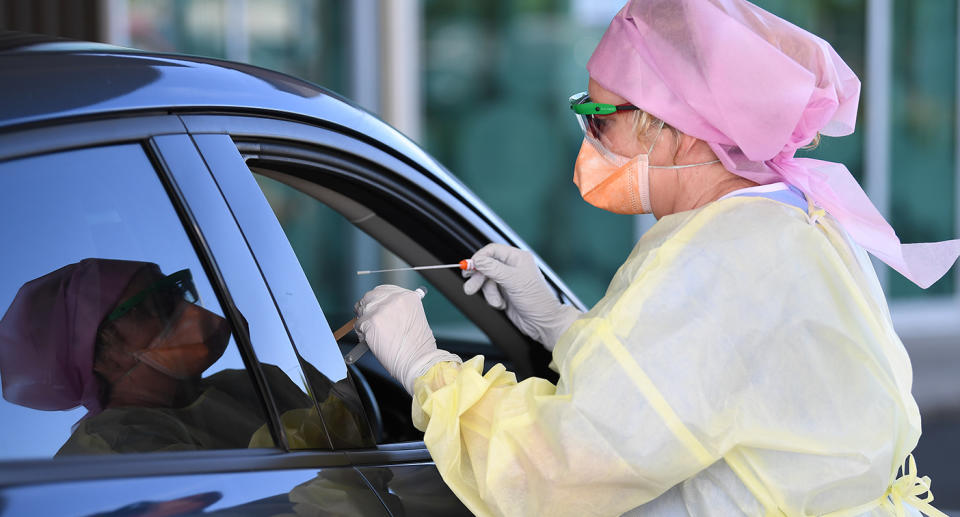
[588,0,960,288]
[0,259,154,415]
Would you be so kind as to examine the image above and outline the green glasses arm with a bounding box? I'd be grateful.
[106,269,195,322]
[571,102,616,115]
[570,102,639,115]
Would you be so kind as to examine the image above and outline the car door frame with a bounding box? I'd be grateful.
[184,111,583,447]
[182,111,579,375]
[177,113,582,307]
[0,114,377,488]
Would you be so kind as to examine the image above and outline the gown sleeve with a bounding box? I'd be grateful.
[412,355,716,517]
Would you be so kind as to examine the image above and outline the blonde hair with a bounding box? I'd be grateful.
[631,110,659,137]
[803,133,821,150]
[631,110,680,153]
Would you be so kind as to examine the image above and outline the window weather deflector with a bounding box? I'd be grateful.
[236,138,485,253]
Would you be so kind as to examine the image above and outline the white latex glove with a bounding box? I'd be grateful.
[462,243,581,351]
[354,285,461,395]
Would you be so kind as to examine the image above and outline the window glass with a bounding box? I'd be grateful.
[127,0,349,95]
[0,144,276,459]
[752,0,866,182]
[887,0,957,298]
[738,0,958,299]
[423,1,872,307]
[423,2,635,307]
[128,0,226,58]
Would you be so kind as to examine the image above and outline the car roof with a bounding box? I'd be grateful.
[0,32,424,163]
[0,31,481,225]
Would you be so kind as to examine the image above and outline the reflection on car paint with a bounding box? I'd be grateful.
[2,468,387,516]
[358,464,473,516]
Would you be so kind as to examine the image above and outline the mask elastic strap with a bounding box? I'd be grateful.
[646,120,721,170]
[650,159,721,170]
[646,119,665,154]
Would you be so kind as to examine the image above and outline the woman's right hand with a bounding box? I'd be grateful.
[462,244,581,351]
[354,285,460,395]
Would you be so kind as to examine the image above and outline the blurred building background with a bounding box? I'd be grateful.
[3,0,959,507]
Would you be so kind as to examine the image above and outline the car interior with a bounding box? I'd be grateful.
[248,159,558,444]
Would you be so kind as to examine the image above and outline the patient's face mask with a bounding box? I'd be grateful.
[102,301,230,395]
[134,302,230,380]
[98,270,230,386]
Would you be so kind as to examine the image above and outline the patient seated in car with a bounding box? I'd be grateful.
[0,258,341,455]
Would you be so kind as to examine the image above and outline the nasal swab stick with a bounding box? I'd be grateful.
[357,259,474,276]
[341,286,429,365]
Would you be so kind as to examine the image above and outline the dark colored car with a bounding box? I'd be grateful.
[0,33,584,516]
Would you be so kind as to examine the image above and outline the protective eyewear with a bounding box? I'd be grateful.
[569,91,641,137]
[107,269,199,322]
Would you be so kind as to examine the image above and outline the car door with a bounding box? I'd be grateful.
[185,113,580,515]
[0,118,389,516]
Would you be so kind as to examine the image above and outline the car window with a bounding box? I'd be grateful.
[185,124,546,443]
[0,144,280,459]
[249,167,514,443]
[252,174,485,343]
[186,133,377,450]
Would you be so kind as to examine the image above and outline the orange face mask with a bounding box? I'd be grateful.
[573,121,719,215]
[573,138,652,214]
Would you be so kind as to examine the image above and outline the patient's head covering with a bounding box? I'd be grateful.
[588,0,960,288]
[0,259,152,415]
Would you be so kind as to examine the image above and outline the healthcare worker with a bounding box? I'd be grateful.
[354,1,960,515]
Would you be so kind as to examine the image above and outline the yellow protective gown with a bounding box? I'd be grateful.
[413,196,939,517]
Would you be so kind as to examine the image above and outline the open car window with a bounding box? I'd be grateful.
[241,140,555,443]
[253,172,489,351]
[252,170,511,443]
